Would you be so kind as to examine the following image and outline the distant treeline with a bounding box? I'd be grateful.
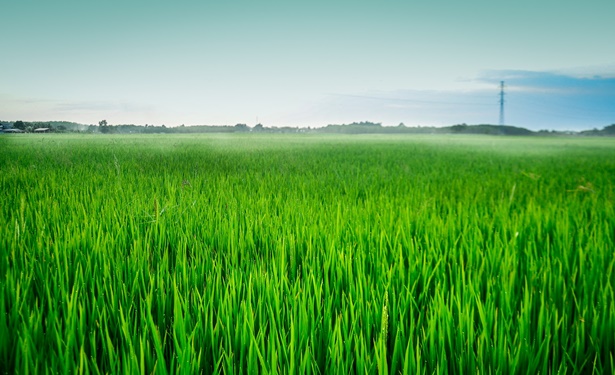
[317,122,536,135]
[2,120,615,136]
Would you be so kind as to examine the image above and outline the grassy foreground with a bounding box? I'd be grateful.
[1,134,614,374]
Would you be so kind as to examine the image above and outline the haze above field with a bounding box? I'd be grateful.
[1,0,614,130]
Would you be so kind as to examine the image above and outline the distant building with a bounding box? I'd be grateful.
[34,128,50,133]
[2,128,24,133]
[0,122,14,129]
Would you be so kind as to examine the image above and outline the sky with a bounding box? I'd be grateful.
[1,0,614,130]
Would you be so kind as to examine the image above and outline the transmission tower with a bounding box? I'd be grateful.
[499,81,505,125]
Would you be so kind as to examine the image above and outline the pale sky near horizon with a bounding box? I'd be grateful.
[1,0,614,130]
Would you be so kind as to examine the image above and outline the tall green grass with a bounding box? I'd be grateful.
[1,134,614,373]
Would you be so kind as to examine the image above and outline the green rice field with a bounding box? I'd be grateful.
[1,133,614,374]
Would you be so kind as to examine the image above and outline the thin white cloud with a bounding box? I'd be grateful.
[54,100,154,113]
[477,69,615,95]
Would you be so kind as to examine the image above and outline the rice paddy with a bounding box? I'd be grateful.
[1,133,614,374]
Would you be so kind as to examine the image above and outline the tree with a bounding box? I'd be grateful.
[99,119,110,133]
[234,123,249,132]
[602,124,615,135]
[14,121,26,130]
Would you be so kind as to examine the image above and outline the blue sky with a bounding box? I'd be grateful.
[1,0,614,130]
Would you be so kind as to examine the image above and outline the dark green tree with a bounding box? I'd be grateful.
[99,119,109,133]
[234,123,249,132]
[602,124,615,135]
